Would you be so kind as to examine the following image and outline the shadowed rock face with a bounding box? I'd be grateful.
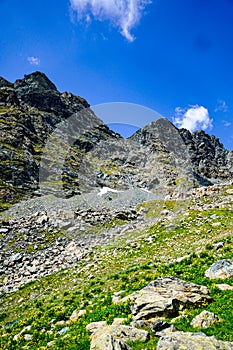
[0,72,232,206]
[131,119,233,185]
[0,72,120,203]
[0,77,13,88]
[178,128,233,185]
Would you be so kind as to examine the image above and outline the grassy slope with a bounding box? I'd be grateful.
[0,186,233,349]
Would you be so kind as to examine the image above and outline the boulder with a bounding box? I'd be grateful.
[90,325,149,344]
[10,253,23,262]
[69,309,86,322]
[57,327,69,335]
[86,321,107,334]
[122,276,213,321]
[24,334,32,341]
[216,284,233,291]
[205,259,233,279]
[213,242,224,250]
[191,310,220,328]
[90,333,132,350]
[157,331,233,350]
[65,241,78,252]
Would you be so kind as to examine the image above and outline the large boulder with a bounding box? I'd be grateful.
[157,331,233,350]
[122,276,213,321]
[205,259,233,279]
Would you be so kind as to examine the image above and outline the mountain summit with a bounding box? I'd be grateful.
[14,71,58,91]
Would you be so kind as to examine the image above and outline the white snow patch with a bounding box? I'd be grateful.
[97,187,121,196]
[141,188,152,193]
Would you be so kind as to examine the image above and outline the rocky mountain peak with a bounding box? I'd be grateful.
[130,118,178,146]
[0,72,233,209]
[0,77,13,88]
[178,127,230,184]
[14,71,57,92]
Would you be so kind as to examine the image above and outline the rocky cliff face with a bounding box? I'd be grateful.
[178,128,233,185]
[0,72,119,206]
[0,72,232,209]
[131,119,233,186]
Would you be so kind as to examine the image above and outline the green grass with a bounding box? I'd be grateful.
[137,198,189,219]
[0,188,233,349]
[0,201,12,212]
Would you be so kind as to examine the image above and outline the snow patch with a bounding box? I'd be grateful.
[141,188,152,193]
[97,187,121,196]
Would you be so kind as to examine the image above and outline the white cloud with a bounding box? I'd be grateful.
[70,0,152,42]
[173,105,213,132]
[27,56,40,66]
[215,99,228,113]
[222,120,231,127]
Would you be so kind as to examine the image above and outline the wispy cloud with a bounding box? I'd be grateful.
[173,105,213,132]
[215,99,228,112]
[222,120,231,127]
[27,56,40,66]
[70,0,152,42]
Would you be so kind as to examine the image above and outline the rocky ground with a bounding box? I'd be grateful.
[1,181,233,295]
[87,276,233,349]
[0,202,150,294]
[0,187,158,294]
[0,181,233,349]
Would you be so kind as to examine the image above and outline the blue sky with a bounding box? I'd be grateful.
[1,0,233,148]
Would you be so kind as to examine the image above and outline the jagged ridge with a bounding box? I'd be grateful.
[0,72,232,209]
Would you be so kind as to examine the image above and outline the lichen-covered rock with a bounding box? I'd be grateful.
[157,331,233,350]
[90,325,149,344]
[216,284,233,291]
[86,321,107,334]
[205,259,233,279]
[191,310,220,328]
[124,276,213,321]
[90,333,132,350]
[112,318,128,326]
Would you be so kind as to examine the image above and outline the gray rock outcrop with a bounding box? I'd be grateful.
[157,331,233,350]
[88,323,148,350]
[90,333,132,350]
[121,276,213,321]
[205,259,233,279]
